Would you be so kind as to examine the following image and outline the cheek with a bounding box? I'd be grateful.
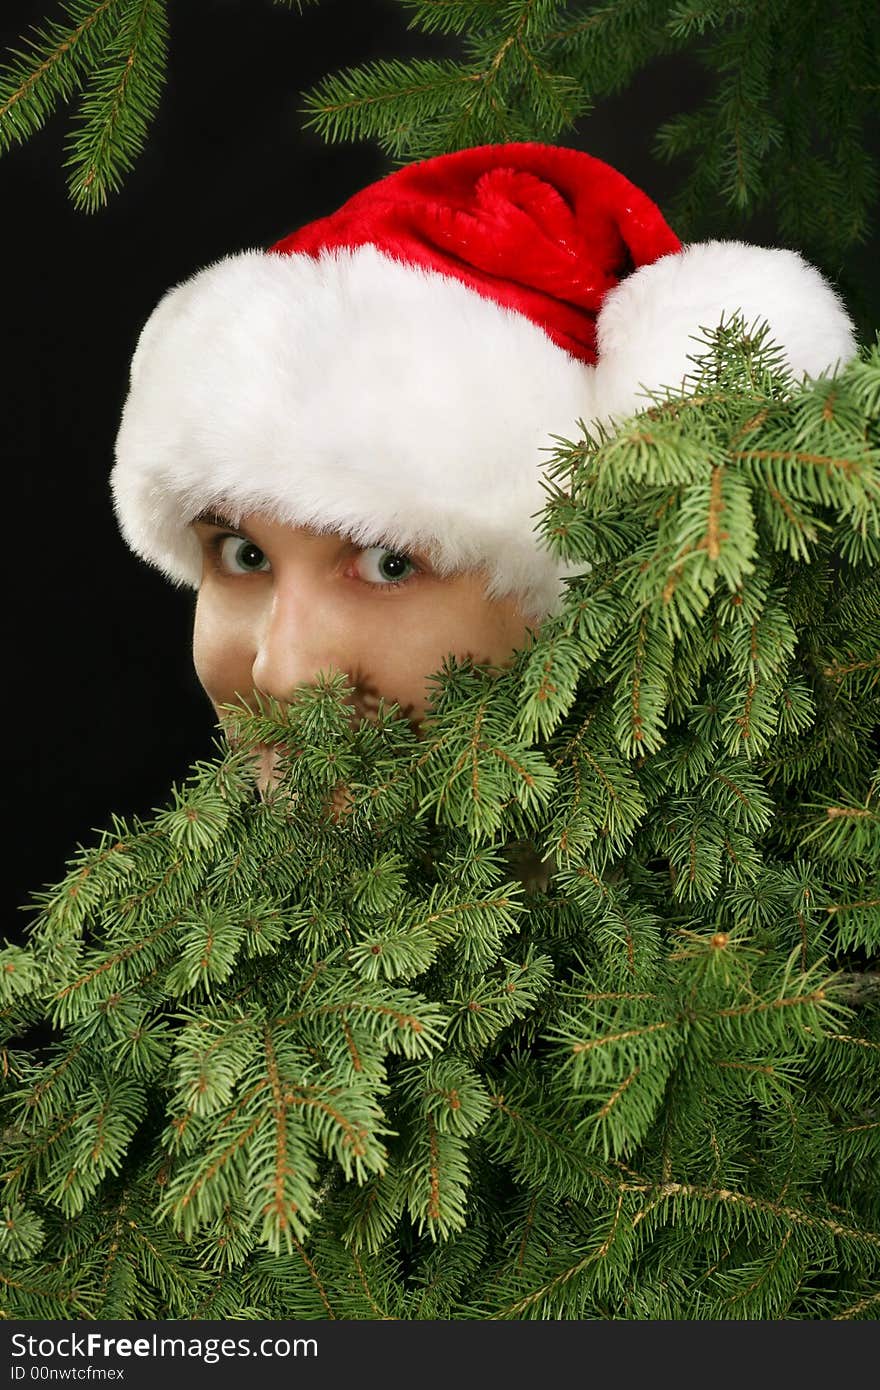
[350,618,453,724]
[192,591,256,710]
[469,598,533,661]
[421,586,533,668]
[366,589,532,720]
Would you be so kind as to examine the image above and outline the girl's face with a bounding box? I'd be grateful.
[191,511,537,791]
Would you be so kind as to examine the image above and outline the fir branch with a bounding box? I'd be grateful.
[625,1179,880,1250]
[489,1190,626,1318]
[64,0,167,211]
[0,0,121,148]
[301,57,479,150]
[833,1287,880,1320]
[4,336,879,1315]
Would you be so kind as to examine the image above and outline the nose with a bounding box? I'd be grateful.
[250,578,350,708]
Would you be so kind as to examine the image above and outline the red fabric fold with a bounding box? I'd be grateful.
[271,142,681,363]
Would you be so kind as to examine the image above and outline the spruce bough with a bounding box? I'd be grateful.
[2,324,878,1320]
[3,0,878,283]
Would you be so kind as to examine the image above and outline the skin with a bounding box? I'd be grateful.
[190,510,538,800]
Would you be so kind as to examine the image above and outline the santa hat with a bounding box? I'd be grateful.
[111,143,857,622]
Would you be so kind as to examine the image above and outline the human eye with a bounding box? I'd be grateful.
[211,533,271,575]
[355,545,420,589]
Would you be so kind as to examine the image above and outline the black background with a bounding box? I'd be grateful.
[3,0,878,934]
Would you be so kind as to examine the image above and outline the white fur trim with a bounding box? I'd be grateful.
[112,246,590,622]
[592,240,857,423]
[112,240,857,621]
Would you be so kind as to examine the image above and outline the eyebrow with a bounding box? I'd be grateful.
[191,508,239,530]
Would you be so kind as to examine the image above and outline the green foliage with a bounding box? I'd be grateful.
[2,326,879,1318]
[0,0,169,211]
[2,0,877,295]
[0,0,327,211]
[302,0,880,275]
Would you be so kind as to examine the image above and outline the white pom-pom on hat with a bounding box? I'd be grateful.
[590,240,857,424]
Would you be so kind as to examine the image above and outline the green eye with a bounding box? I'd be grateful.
[359,546,416,585]
[218,536,271,574]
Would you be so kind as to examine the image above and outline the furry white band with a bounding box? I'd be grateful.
[111,241,856,621]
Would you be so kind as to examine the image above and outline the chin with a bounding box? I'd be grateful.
[255,742,281,796]
[255,743,353,822]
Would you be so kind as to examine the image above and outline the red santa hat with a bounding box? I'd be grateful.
[111,143,857,622]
